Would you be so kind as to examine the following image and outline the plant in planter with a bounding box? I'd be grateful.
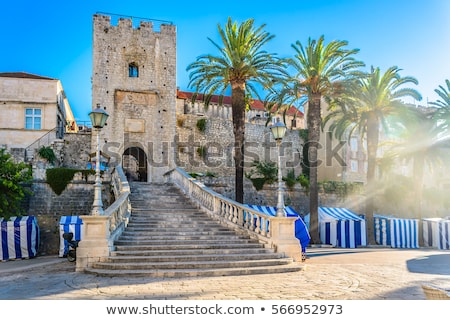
[37,146,57,165]
[196,118,207,132]
[245,160,277,190]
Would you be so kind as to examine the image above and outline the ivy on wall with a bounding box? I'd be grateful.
[46,168,95,195]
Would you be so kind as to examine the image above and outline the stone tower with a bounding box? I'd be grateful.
[92,13,177,182]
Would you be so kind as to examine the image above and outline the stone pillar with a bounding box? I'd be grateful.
[269,217,302,262]
[76,215,111,271]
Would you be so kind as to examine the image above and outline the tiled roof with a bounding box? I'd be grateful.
[177,89,304,117]
[0,72,55,80]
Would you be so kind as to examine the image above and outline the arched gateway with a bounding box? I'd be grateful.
[122,146,148,182]
[91,13,177,182]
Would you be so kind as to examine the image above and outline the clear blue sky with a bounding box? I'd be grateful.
[1,0,449,121]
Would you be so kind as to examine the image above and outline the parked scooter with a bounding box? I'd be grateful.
[62,232,79,262]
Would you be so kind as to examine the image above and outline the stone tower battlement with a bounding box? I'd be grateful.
[92,13,177,182]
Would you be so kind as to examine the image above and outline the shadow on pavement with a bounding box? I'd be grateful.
[406,253,450,275]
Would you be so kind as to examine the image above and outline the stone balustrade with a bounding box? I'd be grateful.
[76,165,131,271]
[164,167,302,261]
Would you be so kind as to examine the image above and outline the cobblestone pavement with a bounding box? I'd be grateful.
[0,247,449,300]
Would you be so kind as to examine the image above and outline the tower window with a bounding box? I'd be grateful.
[129,63,139,77]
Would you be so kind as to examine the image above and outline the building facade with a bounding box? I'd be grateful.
[91,14,177,183]
[0,72,77,162]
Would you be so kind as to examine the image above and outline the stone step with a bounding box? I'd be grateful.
[117,234,250,241]
[111,247,272,256]
[102,252,285,263]
[84,263,304,277]
[114,238,259,246]
[91,258,294,270]
[120,230,237,237]
[113,243,265,251]
[85,182,303,278]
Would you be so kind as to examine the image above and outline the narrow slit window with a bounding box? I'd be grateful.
[129,63,139,77]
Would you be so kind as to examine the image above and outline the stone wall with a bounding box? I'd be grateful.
[27,173,112,255]
[60,132,92,169]
[175,113,304,178]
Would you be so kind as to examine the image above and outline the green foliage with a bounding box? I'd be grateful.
[319,180,363,199]
[188,172,200,179]
[196,146,207,158]
[196,118,207,132]
[205,171,217,178]
[245,160,277,190]
[283,169,297,190]
[298,174,310,192]
[250,178,266,191]
[38,146,57,164]
[46,168,94,196]
[0,149,32,219]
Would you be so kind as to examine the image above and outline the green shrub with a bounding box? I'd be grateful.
[197,146,206,158]
[245,160,277,190]
[283,169,297,190]
[196,118,207,132]
[0,149,32,219]
[38,146,56,164]
[46,168,94,195]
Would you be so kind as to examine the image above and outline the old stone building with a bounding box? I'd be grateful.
[0,72,77,163]
[92,14,177,183]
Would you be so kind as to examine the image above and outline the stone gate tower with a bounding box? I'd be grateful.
[92,13,177,182]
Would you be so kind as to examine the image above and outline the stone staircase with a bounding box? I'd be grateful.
[84,182,303,277]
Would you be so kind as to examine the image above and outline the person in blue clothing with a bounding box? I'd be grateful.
[295,217,311,261]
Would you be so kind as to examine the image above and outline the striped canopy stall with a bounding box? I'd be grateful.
[305,207,367,248]
[422,218,450,250]
[245,205,311,253]
[59,216,83,257]
[244,205,300,217]
[0,216,40,261]
[374,214,419,248]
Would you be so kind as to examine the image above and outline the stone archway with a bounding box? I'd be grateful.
[122,147,148,182]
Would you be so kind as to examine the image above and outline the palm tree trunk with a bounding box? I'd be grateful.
[231,82,246,203]
[307,93,322,244]
[365,115,379,245]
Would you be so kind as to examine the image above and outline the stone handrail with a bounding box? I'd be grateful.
[164,167,302,261]
[76,165,131,271]
[105,166,131,242]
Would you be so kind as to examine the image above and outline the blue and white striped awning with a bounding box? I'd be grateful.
[305,207,367,248]
[59,216,83,257]
[319,207,364,221]
[245,204,310,252]
[374,214,419,248]
[423,218,450,250]
[1,216,40,261]
[245,204,299,217]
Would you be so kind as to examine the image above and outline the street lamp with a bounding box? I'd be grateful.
[89,104,109,215]
[270,119,287,217]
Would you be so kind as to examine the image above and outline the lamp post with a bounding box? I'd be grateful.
[89,105,109,216]
[270,119,287,217]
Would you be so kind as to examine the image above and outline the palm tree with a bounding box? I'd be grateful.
[430,79,450,110]
[324,66,422,243]
[384,106,448,218]
[186,17,286,203]
[267,36,364,244]
[430,79,450,133]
